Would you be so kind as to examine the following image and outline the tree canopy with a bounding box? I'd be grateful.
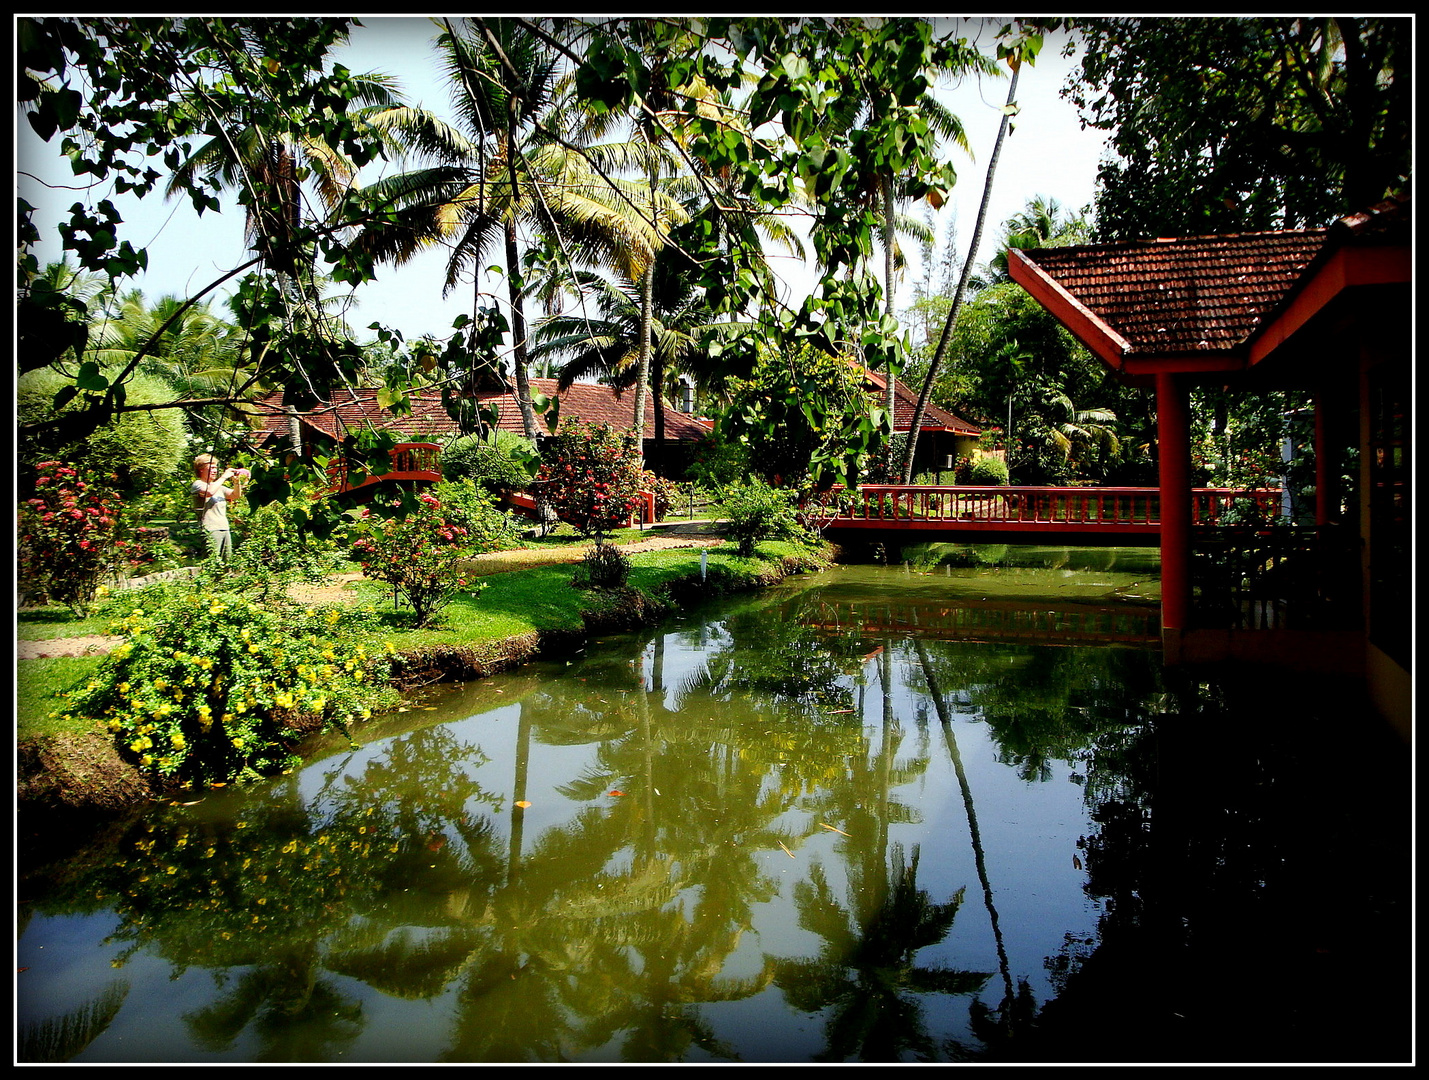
[21,17,1385,499]
[1066,16,1411,238]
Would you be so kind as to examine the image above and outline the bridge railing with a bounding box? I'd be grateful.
[320,442,443,497]
[813,485,1283,528]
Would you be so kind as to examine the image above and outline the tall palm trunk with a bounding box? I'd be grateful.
[503,103,540,440]
[631,143,657,465]
[504,219,540,439]
[900,64,1021,483]
[881,172,898,473]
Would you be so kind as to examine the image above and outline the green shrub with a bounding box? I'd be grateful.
[199,493,344,605]
[441,431,539,493]
[686,430,749,490]
[721,480,809,557]
[434,479,525,550]
[18,367,187,496]
[970,455,1010,485]
[721,343,876,488]
[59,591,393,787]
[572,541,631,590]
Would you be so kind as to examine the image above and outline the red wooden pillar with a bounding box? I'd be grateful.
[1157,373,1193,640]
[1313,389,1333,526]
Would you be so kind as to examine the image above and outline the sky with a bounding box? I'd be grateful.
[16,17,1111,348]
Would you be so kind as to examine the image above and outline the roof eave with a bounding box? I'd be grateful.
[1008,248,1134,372]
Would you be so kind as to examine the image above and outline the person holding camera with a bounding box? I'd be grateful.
[191,453,248,561]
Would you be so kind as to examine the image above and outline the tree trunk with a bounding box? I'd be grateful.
[632,145,658,465]
[503,100,539,440]
[504,219,540,440]
[650,347,666,477]
[899,64,1021,484]
[882,172,898,474]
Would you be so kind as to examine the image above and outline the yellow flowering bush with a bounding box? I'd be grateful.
[63,589,394,786]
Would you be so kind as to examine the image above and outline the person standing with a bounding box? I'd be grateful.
[191,453,244,560]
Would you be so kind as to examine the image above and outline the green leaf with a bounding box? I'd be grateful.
[76,362,108,393]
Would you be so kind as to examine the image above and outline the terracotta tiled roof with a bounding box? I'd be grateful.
[862,369,981,435]
[1009,197,1411,378]
[253,379,710,446]
[1015,229,1330,356]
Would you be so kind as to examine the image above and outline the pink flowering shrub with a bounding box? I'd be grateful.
[18,461,121,615]
[347,491,482,627]
[536,421,644,540]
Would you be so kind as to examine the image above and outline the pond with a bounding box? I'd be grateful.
[17,547,1410,1064]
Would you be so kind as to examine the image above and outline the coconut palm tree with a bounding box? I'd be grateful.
[528,263,712,469]
[817,28,997,455]
[977,195,1091,287]
[353,18,669,441]
[163,28,453,284]
[88,290,241,397]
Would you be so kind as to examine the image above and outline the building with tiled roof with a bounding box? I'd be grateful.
[1009,195,1409,735]
[252,378,711,457]
[860,368,982,475]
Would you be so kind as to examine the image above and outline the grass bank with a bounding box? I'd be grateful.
[17,540,829,819]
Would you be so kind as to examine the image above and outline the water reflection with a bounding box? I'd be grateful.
[18,558,1408,1063]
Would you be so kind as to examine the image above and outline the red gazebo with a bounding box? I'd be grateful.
[1009,196,1410,734]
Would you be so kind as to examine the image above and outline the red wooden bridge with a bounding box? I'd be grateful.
[320,442,443,499]
[807,485,1283,542]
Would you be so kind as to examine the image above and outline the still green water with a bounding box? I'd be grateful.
[17,548,1409,1063]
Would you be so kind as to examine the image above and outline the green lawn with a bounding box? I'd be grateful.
[16,541,819,741]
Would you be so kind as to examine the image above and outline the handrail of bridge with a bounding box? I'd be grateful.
[807,485,1283,529]
[321,442,443,496]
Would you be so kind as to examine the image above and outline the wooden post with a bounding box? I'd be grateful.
[1157,373,1193,648]
[1313,389,1333,526]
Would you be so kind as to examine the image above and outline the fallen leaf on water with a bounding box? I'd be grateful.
[210,783,227,788]
[18,967,29,973]
[609,790,625,797]
[515,800,531,808]
[819,823,851,837]
[862,647,883,661]
[828,709,855,714]
[1073,855,1082,870]
[778,842,795,858]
